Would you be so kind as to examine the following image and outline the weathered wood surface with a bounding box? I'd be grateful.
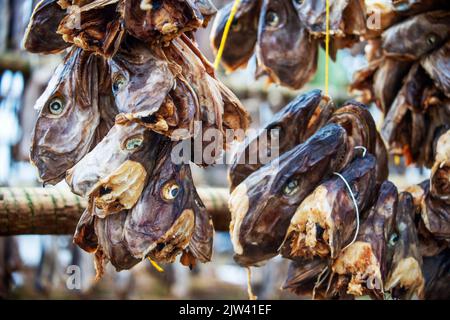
[0,187,231,235]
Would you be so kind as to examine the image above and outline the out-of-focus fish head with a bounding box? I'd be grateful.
[109,38,175,120]
[30,48,101,185]
[210,0,261,71]
[124,143,197,263]
[382,11,450,60]
[229,124,348,266]
[66,122,162,214]
[256,0,318,89]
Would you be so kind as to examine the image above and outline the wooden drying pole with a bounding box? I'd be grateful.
[0,187,231,236]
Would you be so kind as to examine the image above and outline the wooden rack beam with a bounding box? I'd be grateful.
[0,187,231,236]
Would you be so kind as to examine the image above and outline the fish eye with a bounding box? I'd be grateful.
[293,0,303,5]
[112,74,127,94]
[283,179,300,196]
[48,98,64,115]
[388,233,399,247]
[161,181,181,201]
[124,135,144,151]
[427,34,437,46]
[265,10,280,27]
[231,19,241,32]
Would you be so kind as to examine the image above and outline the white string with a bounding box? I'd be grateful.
[333,172,360,252]
[354,146,367,157]
[312,266,329,300]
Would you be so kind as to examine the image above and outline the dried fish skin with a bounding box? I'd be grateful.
[373,58,412,114]
[393,0,450,16]
[421,192,450,240]
[282,155,378,261]
[421,40,450,98]
[57,1,125,57]
[94,210,140,271]
[23,0,70,54]
[73,209,98,253]
[30,48,101,185]
[124,143,197,263]
[382,10,450,60]
[385,192,425,300]
[330,181,398,298]
[229,124,349,267]
[282,258,329,298]
[430,129,450,202]
[218,80,251,135]
[375,132,389,184]
[422,249,450,300]
[328,102,378,168]
[66,123,163,214]
[124,0,204,44]
[229,90,334,192]
[210,0,261,71]
[109,38,175,119]
[256,0,318,89]
[292,0,349,37]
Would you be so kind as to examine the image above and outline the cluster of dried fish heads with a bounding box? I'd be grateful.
[24,0,250,275]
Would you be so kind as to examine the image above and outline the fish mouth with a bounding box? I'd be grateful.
[281,186,333,259]
[332,241,383,297]
[144,209,195,263]
[89,160,147,215]
[228,183,250,256]
[385,257,424,299]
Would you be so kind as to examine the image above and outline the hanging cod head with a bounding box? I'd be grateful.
[229,89,335,191]
[124,142,214,265]
[30,48,106,185]
[229,123,350,267]
[66,122,163,215]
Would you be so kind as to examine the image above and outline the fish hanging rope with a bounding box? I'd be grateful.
[214,0,242,70]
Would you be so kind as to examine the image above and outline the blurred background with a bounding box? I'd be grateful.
[0,0,428,299]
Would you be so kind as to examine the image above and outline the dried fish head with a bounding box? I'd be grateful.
[385,192,425,300]
[382,10,450,60]
[283,155,378,261]
[66,122,162,214]
[229,124,348,266]
[124,143,198,263]
[23,0,70,54]
[110,38,175,121]
[229,90,334,191]
[256,0,318,89]
[30,48,101,185]
[430,129,450,202]
[210,0,261,71]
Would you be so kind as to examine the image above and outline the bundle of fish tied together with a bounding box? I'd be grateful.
[211,0,368,89]
[228,90,449,300]
[23,0,251,276]
[351,0,450,168]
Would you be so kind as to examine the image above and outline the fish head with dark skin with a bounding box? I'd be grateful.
[229,123,349,267]
[382,10,450,60]
[66,122,163,214]
[210,0,262,71]
[256,0,318,89]
[124,142,198,263]
[109,37,175,120]
[385,192,425,300]
[229,89,334,191]
[23,0,70,54]
[30,48,102,185]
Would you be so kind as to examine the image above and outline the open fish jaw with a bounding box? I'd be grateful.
[385,257,425,299]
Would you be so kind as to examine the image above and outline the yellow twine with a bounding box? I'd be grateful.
[214,0,242,70]
[325,0,330,96]
[147,257,165,273]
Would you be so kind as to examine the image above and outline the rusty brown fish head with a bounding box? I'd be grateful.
[30,48,102,185]
[109,37,175,120]
[256,0,318,89]
[124,143,198,263]
[66,122,163,214]
[229,123,348,266]
[210,0,261,71]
